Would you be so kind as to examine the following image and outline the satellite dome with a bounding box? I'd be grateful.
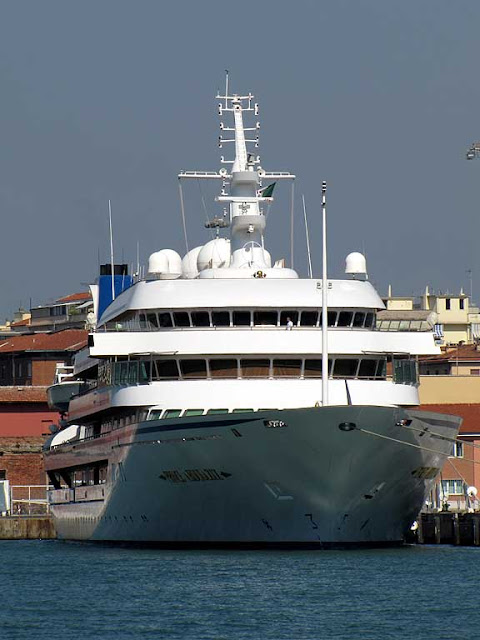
[148,249,182,279]
[345,252,367,278]
[197,238,231,271]
[181,246,203,279]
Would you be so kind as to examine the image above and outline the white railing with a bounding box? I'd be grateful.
[9,485,51,516]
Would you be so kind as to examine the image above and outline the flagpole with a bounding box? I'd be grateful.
[321,182,328,406]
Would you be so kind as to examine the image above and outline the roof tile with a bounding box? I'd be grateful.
[0,329,87,354]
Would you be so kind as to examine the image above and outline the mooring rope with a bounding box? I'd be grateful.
[358,427,480,465]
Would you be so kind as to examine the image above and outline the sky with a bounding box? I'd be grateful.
[1,0,480,320]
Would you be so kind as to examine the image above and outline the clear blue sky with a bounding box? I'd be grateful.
[1,0,480,320]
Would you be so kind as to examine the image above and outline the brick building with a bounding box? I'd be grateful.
[419,348,480,510]
[0,329,87,386]
[0,330,87,488]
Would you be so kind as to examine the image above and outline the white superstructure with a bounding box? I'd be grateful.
[44,83,461,547]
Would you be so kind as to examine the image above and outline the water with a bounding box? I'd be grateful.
[1,541,479,640]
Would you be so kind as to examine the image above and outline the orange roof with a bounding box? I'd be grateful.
[56,292,92,303]
[10,318,31,327]
[0,329,87,354]
[0,387,48,403]
[420,403,480,434]
[419,344,480,364]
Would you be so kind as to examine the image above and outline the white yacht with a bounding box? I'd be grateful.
[44,84,461,547]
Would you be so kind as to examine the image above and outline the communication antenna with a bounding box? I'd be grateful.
[108,199,115,302]
[302,194,313,278]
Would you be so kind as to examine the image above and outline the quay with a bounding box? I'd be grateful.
[0,515,56,540]
[0,512,480,544]
[410,512,480,546]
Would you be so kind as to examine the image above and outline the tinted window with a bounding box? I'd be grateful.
[158,312,173,328]
[173,312,191,327]
[337,312,353,327]
[240,359,270,377]
[184,409,204,416]
[233,311,251,326]
[300,311,318,326]
[365,312,375,328]
[254,311,278,326]
[207,409,229,414]
[352,312,365,328]
[303,359,333,377]
[154,360,179,380]
[147,313,159,328]
[210,359,238,378]
[180,360,207,378]
[163,410,181,419]
[376,359,387,378]
[273,359,302,377]
[319,311,337,326]
[333,359,358,378]
[358,359,378,378]
[212,311,230,326]
[280,311,299,326]
[191,311,210,327]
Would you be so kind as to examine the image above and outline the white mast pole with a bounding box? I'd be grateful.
[225,69,229,108]
[108,199,115,302]
[302,194,313,278]
[290,181,295,269]
[321,182,328,406]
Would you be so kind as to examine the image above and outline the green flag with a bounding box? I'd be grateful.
[259,182,276,198]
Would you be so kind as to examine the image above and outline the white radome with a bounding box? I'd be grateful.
[345,252,367,277]
[148,249,182,279]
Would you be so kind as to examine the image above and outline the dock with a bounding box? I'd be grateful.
[410,512,480,546]
[0,516,56,540]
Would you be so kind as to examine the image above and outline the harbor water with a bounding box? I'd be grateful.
[2,541,479,640]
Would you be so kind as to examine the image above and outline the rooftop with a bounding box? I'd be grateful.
[419,344,480,364]
[0,329,87,354]
[55,292,92,304]
[420,403,480,435]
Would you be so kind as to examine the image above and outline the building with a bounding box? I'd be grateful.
[29,292,93,332]
[0,387,54,486]
[382,286,480,346]
[0,329,87,489]
[419,346,480,510]
[0,329,87,387]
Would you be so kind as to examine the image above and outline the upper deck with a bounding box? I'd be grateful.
[98,277,385,326]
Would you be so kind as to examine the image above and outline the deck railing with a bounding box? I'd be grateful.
[9,485,51,516]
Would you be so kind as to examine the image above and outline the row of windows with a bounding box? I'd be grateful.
[376,319,432,332]
[84,407,267,440]
[98,357,388,384]
[104,309,376,331]
[148,407,266,420]
[48,462,108,489]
